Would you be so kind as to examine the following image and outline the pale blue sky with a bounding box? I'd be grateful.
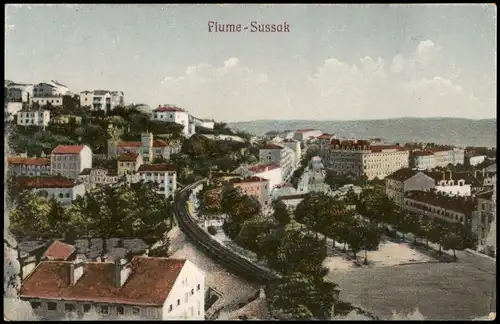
[5,4,497,122]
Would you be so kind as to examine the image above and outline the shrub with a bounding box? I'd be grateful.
[207,225,218,235]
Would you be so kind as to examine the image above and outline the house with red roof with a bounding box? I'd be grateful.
[50,145,93,180]
[18,176,86,205]
[137,164,178,199]
[20,256,205,320]
[292,129,323,141]
[7,157,51,177]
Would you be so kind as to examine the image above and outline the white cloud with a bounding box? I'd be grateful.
[159,40,495,121]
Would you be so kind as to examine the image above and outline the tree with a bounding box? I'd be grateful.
[237,215,276,253]
[271,200,291,226]
[220,186,261,223]
[441,229,462,259]
[343,216,381,263]
[148,233,171,257]
[429,219,447,254]
[267,273,340,320]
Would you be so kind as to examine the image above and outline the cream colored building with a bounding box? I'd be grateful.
[324,139,409,180]
[78,168,119,190]
[476,190,495,249]
[385,168,436,206]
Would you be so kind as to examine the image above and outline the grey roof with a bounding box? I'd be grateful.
[18,240,50,255]
[50,80,68,88]
[36,82,55,88]
[93,90,110,95]
[73,238,148,260]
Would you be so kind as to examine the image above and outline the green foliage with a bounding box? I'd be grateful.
[220,186,261,223]
[237,215,276,252]
[271,200,291,226]
[9,181,173,241]
[324,170,368,190]
[148,233,171,257]
[267,273,340,320]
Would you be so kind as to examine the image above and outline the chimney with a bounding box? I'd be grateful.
[69,259,84,285]
[114,257,131,288]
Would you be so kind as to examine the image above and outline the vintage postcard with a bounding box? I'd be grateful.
[4,3,496,321]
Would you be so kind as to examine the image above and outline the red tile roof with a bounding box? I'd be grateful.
[228,176,269,184]
[404,191,475,214]
[117,141,141,148]
[317,133,333,140]
[137,164,177,172]
[154,106,186,112]
[247,163,281,173]
[20,257,187,306]
[20,177,79,189]
[8,157,50,166]
[261,143,283,150]
[117,152,140,162]
[413,151,435,157]
[52,145,86,155]
[370,145,405,153]
[42,241,75,261]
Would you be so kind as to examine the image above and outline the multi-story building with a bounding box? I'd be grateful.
[226,176,270,207]
[259,143,296,181]
[5,83,34,103]
[475,190,495,249]
[191,116,215,129]
[469,155,487,167]
[424,170,482,197]
[137,164,177,199]
[429,147,465,167]
[33,81,71,97]
[411,151,437,170]
[117,152,144,176]
[17,109,51,127]
[78,168,119,190]
[280,139,302,166]
[31,96,63,107]
[151,105,195,138]
[325,139,409,180]
[403,190,475,227]
[152,140,181,161]
[239,163,282,190]
[20,257,205,320]
[8,157,51,177]
[385,169,436,206]
[80,90,124,111]
[5,101,23,121]
[484,174,496,256]
[19,177,86,205]
[315,133,335,153]
[293,129,323,141]
[51,145,93,180]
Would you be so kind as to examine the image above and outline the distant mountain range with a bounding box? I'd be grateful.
[229,118,497,148]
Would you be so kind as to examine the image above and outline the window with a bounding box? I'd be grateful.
[65,303,75,312]
[100,305,109,314]
[168,304,173,312]
[58,193,64,198]
[185,292,189,302]
[30,301,41,309]
[83,304,91,313]
[116,306,124,315]
[191,288,194,295]
[177,299,180,306]
[65,193,70,198]
[47,302,57,311]
[132,307,140,315]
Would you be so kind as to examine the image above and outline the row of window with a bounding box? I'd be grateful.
[405,201,465,222]
[53,155,79,161]
[33,99,62,104]
[30,301,144,316]
[167,284,201,313]
[12,165,50,169]
[37,190,72,199]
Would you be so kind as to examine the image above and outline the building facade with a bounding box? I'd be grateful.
[33,81,71,97]
[51,145,93,180]
[243,163,283,190]
[411,151,437,170]
[475,190,495,249]
[152,140,181,161]
[117,153,144,176]
[6,83,34,103]
[259,143,295,181]
[20,257,205,320]
[424,170,480,197]
[20,177,86,205]
[80,90,124,111]
[17,110,51,127]
[78,168,119,191]
[293,129,323,141]
[325,139,410,180]
[31,96,63,107]
[151,105,195,137]
[227,177,270,207]
[137,164,177,199]
[8,157,51,177]
[5,102,23,121]
[385,169,436,206]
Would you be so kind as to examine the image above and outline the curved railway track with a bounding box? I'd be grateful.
[172,179,281,284]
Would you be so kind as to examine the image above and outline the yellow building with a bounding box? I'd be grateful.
[52,114,82,125]
[117,152,144,176]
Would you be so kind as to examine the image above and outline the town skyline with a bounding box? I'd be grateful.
[6,4,497,122]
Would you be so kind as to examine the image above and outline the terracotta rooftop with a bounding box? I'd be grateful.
[386,168,419,182]
[117,141,141,148]
[42,240,75,261]
[20,257,187,306]
[137,164,177,172]
[20,177,80,189]
[152,139,172,147]
[154,106,186,112]
[413,151,435,157]
[405,190,475,214]
[228,176,269,184]
[8,157,50,166]
[117,152,140,162]
[261,143,283,150]
[247,163,281,173]
[52,145,87,155]
[317,133,334,140]
[277,193,308,201]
